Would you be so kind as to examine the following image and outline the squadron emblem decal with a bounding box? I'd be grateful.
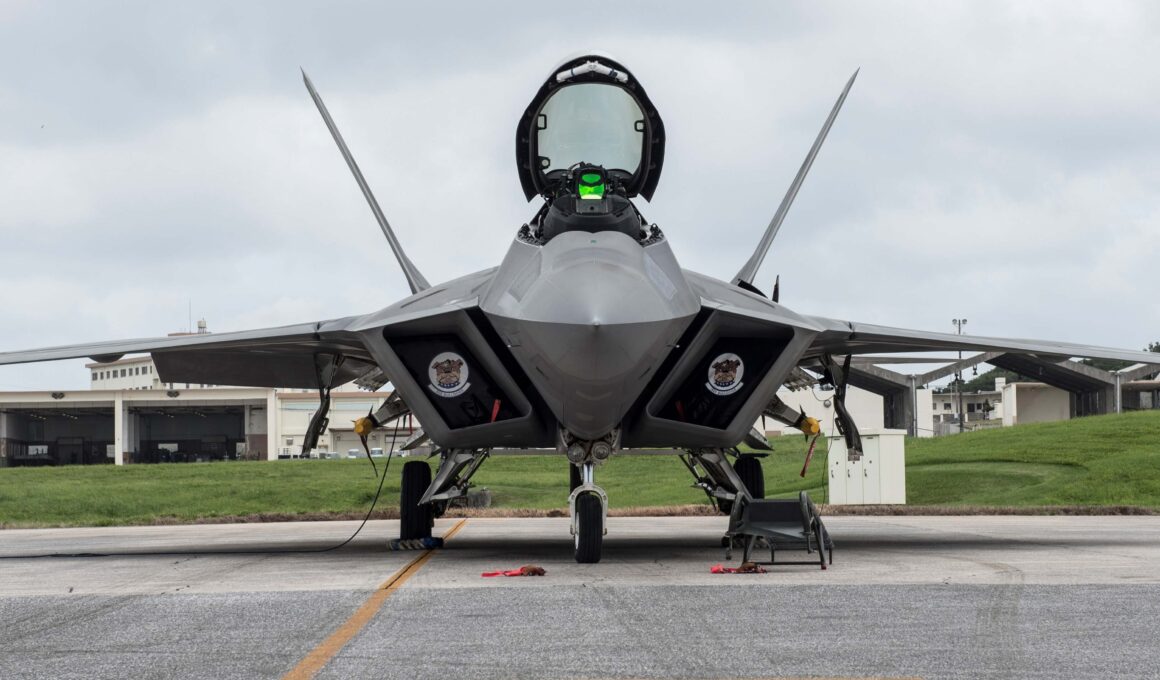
[706,353,744,396]
[428,352,471,398]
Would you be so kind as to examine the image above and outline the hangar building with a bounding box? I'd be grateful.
[0,329,408,467]
[0,383,405,467]
[3,336,1157,466]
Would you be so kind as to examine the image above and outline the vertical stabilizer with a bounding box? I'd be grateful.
[732,69,859,288]
[302,69,431,294]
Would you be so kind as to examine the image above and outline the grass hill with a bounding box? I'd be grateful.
[762,410,1160,507]
[1,411,1158,527]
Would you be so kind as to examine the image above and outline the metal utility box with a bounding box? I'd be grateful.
[826,429,907,505]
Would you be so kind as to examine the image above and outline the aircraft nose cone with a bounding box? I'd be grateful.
[483,232,700,440]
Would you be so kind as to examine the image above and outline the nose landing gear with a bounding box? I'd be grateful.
[569,461,608,563]
[563,428,615,563]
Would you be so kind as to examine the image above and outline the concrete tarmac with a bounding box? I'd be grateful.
[2,516,1160,679]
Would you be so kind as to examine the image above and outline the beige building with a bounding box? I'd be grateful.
[931,390,1001,422]
[87,355,228,392]
[0,382,417,467]
[273,391,415,458]
[3,323,413,466]
[1000,381,1071,426]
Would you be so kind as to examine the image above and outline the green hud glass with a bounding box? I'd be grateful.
[576,169,606,199]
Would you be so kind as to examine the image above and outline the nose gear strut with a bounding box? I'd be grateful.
[561,428,616,563]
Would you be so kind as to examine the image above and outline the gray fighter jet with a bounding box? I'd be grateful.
[3,55,1157,562]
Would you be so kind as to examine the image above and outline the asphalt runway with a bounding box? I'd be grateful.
[2,516,1160,680]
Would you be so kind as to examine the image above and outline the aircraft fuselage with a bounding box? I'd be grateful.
[480,230,700,440]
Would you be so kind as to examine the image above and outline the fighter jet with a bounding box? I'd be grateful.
[3,55,1157,562]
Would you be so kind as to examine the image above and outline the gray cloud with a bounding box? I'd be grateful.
[1,0,1158,390]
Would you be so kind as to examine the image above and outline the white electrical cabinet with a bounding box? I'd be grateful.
[826,429,907,505]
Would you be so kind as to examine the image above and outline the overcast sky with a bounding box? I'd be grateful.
[1,0,1158,390]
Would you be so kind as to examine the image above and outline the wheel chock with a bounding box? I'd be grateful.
[388,537,444,551]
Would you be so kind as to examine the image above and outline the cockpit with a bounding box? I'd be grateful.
[538,83,642,187]
[515,56,666,245]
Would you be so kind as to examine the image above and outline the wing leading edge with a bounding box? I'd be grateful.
[0,316,377,389]
[803,315,1160,365]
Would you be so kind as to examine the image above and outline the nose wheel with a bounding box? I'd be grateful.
[569,461,608,563]
[573,493,603,563]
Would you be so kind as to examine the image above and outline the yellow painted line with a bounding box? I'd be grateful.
[283,519,467,680]
[441,518,467,542]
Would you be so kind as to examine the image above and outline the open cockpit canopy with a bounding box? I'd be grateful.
[517,54,665,202]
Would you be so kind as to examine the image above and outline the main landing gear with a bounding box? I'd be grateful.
[733,454,765,500]
[400,460,434,540]
[398,448,490,541]
[349,395,451,543]
[680,448,765,514]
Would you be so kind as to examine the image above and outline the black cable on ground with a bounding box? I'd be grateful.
[0,422,403,560]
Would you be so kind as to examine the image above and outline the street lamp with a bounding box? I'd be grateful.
[952,318,967,432]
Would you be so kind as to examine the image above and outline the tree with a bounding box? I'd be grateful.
[934,367,1029,393]
[1142,342,1160,380]
[1076,343,1159,372]
[1080,357,1133,372]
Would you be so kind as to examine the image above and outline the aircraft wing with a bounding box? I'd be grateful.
[0,316,378,389]
[802,315,1160,365]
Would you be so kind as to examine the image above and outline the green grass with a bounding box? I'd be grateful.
[0,455,713,528]
[902,410,1160,506]
[2,411,1159,527]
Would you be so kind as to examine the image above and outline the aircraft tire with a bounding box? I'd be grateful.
[569,463,582,493]
[400,460,434,540]
[734,455,765,499]
[573,492,603,563]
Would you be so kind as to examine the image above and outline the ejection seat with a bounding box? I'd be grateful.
[537,166,644,243]
[724,491,833,569]
[517,55,665,252]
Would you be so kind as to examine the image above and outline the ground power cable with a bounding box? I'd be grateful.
[0,422,404,560]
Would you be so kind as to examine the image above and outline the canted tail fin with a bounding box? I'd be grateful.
[302,69,431,294]
[732,69,859,288]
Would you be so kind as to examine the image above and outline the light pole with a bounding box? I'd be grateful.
[952,318,967,432]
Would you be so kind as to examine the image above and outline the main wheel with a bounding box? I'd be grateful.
[400,460,434,540]
[569,463,582,493]
[734,455,765,499]
[573,492,603,563]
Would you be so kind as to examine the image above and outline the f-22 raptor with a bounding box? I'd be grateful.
[4,55,1156,563]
